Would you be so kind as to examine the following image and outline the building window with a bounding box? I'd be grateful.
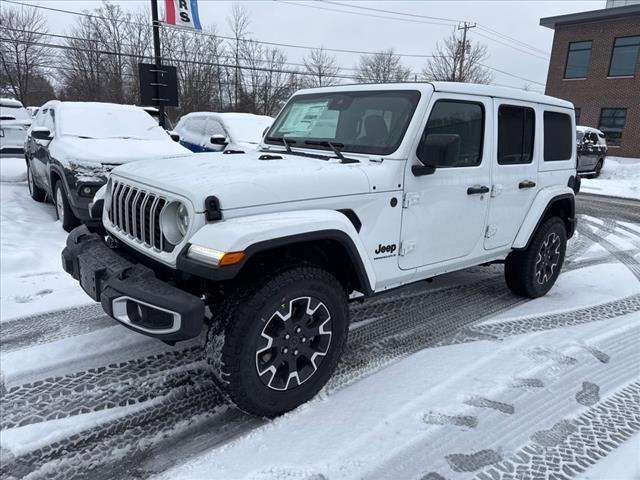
[498,105,535,165]
[575,108,581,125]
[609,36,640,77]
[598,108,627,146]
[544,111,573,161]
[564,41,592,79]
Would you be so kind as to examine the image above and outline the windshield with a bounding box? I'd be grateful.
[266,90,421,155]
[59,103,169,140]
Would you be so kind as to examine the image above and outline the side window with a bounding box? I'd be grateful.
[43,109,55,133]
[598,108,627,146]
[33,108,46,127]
[543,111,572,161]
[419,100,484,168]
[564,41,592,79]
[186,117,205,135]
[204,119,226,137]
[497,105,535,165]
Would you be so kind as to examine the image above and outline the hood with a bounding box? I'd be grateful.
[112,150,371,210]
[52,136,192,165]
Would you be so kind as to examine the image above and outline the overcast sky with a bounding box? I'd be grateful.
[18,0,607,91]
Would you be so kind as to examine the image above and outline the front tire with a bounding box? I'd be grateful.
[27,161,46,202]
[206,265,349,417]
[54,181,80,232]
[505,217,567,298]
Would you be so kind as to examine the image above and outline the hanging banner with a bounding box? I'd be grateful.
[165,0,202,30]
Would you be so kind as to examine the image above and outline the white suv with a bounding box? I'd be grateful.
[63,82,578,417]
[0,98,32,156]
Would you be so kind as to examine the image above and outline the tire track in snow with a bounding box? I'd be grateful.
[475,381,640,480]
[0,303,112,353]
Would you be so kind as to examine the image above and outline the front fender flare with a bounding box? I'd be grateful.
[177,209,376,294]
[512,187,575,250]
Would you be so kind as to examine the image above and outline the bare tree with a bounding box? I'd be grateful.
[227,3,251,110]
[355,49,411,83]
[0,5,52,104]
[422,29,493,84]
[302,48,340,87]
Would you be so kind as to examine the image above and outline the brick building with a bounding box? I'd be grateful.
[540,3,640,158]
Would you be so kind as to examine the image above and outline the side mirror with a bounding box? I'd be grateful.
[0,115,16,121]
[414,134,460,176]
[167,130,180,142]
[210,134,228,146]
[31,126,52,141]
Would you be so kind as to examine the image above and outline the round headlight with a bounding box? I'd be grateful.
[160,201,190,246]
[177,203,189,236]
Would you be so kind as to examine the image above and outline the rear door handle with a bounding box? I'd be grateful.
[467,185,490,195]
[518,180,536,189]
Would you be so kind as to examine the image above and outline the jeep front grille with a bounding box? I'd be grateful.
[107,180,168,251]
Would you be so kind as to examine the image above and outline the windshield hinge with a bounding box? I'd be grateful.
[399,240,416,256]
[403,192,420,208]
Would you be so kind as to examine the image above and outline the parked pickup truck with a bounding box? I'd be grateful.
[62,82,579,417]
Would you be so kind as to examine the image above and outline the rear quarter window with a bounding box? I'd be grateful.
[544,111,573,161]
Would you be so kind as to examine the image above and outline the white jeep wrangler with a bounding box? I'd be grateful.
[62,82,579,417]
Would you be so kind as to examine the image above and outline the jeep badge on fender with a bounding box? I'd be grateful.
[62,82,577,418]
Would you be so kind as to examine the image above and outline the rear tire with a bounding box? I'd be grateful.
[205,265,349,417]
[593,159,603,178]
[54,181,80,232]
[27,161,46,202]
[505,217,567,298]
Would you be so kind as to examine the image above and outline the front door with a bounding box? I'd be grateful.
[484,100,539,250]
[399,94,492,270]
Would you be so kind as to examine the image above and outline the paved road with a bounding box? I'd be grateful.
[1,194,639,480]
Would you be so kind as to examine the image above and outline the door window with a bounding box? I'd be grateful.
[497,105,535,165]
[185,116,206,135]
[543,111,572,161]
[419,100,484,167]
[204,119,226,137]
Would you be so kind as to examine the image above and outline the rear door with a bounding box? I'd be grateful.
[484,100,538,250]
[179,116,206,152]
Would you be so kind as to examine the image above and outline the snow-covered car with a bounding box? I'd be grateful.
[0,98,32,156]
[62,83,578,417]
[576,125,607,177]
[25,101,192,231]
[174,112,273,153]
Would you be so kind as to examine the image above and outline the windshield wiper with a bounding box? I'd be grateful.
[267,136,296,153]
[304,140,359,163]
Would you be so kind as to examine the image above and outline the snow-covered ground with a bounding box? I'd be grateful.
[1,157,93,321]
[1,161,639,480]
[580,156,640,200]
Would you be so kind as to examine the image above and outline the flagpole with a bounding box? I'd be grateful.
[150,0,166,128]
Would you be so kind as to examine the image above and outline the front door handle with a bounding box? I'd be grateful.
[467,185,490,195]
[518,180,536,189]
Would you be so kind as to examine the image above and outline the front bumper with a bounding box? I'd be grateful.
[61,225,205,342]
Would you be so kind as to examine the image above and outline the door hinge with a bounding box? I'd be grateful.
[399,240,416,256]
[403,192,420,208]
[485,225,498,238]
[491,184,503,197]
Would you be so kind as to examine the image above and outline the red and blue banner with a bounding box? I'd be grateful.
[165,0,202,30]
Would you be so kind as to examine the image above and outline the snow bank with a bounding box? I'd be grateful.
[0,181,92,321]
[0,156,26,182]
[580,156,640,200]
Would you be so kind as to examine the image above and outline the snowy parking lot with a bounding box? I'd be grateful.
[1,157,640,479]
